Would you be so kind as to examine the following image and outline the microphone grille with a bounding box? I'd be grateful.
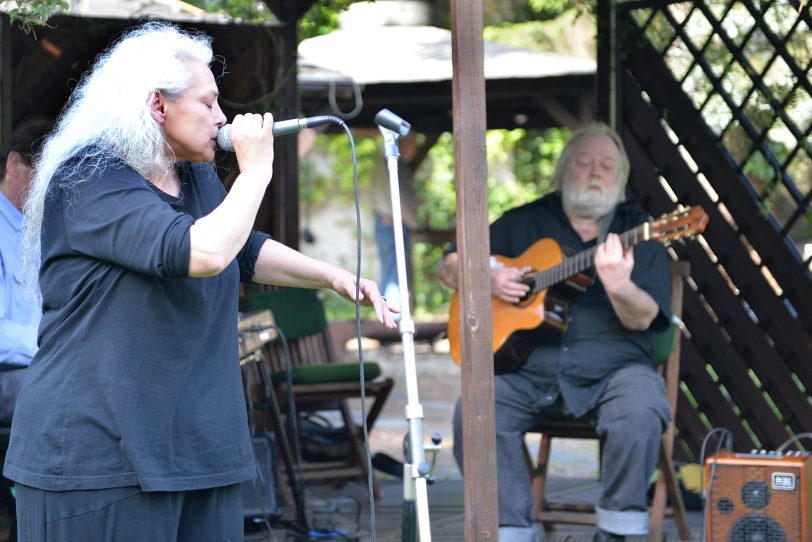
[216,125,233,151]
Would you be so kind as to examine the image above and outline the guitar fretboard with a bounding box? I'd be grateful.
[532,223,649,292]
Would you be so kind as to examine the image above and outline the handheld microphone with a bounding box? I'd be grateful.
[216,115,336,151]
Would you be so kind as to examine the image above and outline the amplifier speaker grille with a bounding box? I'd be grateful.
[705,452,812,542]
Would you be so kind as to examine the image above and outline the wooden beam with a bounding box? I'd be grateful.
[532,92,582,130]
[300,75,595,133]
[411,132,440,170]
[255,2,309,247]
[450,1,499,541]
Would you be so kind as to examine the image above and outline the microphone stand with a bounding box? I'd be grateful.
[378,124,433,542]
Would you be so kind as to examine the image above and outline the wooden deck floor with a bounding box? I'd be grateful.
[246,475,704,541]
[247,345,704,541]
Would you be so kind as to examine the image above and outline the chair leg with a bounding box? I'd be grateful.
[531,435,553,531]
[339,401,382,500]
[264,392,308,532]
[649,460,667,541]
[522,437,534,476]
[363,379,394,432]
[648,443,690,542]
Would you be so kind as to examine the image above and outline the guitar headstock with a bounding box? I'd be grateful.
[649,206,709,244]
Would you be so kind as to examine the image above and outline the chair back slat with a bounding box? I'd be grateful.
[240,287,339,372]
[240,287,328,339]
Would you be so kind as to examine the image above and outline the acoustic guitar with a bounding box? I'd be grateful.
[447,206,708,374]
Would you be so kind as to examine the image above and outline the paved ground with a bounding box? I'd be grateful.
[354,341,600,483]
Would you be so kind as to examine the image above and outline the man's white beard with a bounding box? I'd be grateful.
[561,179,621,220]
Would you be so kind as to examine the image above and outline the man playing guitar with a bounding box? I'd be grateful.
[439,123,673,542]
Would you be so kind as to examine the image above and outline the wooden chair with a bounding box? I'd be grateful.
[527,261,692,541]
[239,286,394,500]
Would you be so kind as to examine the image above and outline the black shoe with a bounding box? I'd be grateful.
[594,529,626,542]
[371,452,404,478]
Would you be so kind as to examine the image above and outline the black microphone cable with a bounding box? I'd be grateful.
[334,118,380,542]
[238,115,380,539]
[776,432,812,452]
[699,427,733,542]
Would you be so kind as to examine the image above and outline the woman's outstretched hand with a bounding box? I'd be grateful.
[331,272,399,329]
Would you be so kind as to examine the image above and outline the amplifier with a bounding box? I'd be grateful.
[705,451,812,542]
[241,432,282,521]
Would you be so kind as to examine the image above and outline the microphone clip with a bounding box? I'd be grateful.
[375,109,411,159]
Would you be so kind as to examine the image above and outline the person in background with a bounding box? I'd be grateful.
[4,22,395,542]
[370,133,420,312]
[0,118,52,424]
[439,123,672,542]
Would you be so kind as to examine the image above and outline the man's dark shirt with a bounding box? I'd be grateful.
[448,193,671,417]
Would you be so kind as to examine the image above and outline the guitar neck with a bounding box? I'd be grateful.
[533,223,649,291]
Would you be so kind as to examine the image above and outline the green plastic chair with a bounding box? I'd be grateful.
[239,286,394,499]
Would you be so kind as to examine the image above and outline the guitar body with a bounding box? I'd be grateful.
[446,206,708,374]
[448,238,574,374]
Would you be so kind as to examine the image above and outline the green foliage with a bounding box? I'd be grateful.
[187,0,357,36]
[193,0,275,24]
[7,0,69,34]
[8,0,341,31]
[418,132,456,229]
[308,126,570,321]
[527,0,577,20]
[433,0,594,27]
[321,290,377,321]
[483,10,595,56]
[298,0,357,41]
[300,133,380,207]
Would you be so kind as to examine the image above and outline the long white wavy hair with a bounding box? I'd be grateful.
[22,21,213,282]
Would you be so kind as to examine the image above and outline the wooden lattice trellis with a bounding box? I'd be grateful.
[602,0,812,461]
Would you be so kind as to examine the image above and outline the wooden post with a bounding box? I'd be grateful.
[270,18,300,249]
[0,15,11,143]
[596,0,615,125]
[449,2,499,540]
[261,0,317,248]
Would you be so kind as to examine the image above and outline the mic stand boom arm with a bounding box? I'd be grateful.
[378,124,433,542]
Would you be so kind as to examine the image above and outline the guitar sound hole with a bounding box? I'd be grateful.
[518,275,537,305]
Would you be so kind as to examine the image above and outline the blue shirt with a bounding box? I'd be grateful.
[0,191,41,370]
